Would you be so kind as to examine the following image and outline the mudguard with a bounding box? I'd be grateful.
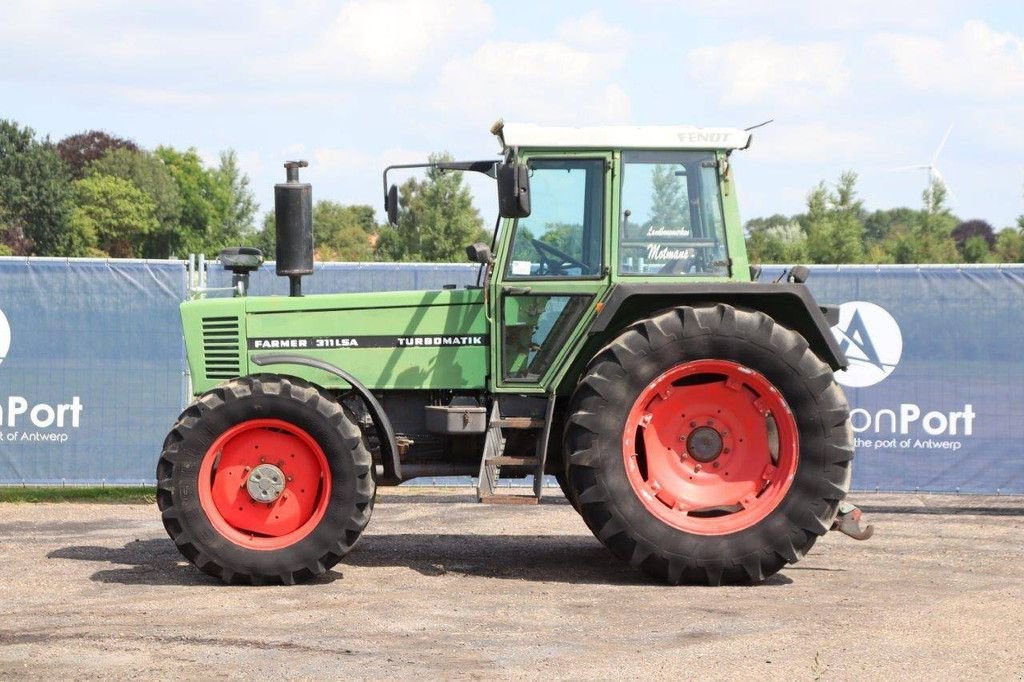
[588,283,848,371]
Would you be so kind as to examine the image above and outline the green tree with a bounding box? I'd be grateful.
[155,146,251,256]
[254,201,378,262]
[56,130,138,179]
[155,146,221,255]
[746,221,809,263]
[254,212,277,256]
[312,202,376,261]
[745,213,796,235]
[994,226,1024,262]
[70,175,159,257]
[803,172,865,264]
[863,207,918,245]
[215,150,258,245]
[645,164,687,232]
[875,180,960,263]
[87,148,183,258]
[914,180,960,262]
[376,152,487,262]
[0,120,75,256]
[961,235,992,263]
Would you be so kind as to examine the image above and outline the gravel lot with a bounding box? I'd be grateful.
[0,489,1022,680]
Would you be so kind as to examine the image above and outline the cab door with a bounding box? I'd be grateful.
[489,152,614,394]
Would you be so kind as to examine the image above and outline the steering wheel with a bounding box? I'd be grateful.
[530,238,587,275]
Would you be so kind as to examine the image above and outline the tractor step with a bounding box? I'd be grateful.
[492,417,545,429]
[476,395,556,504]
[478,493,539,505]
[488,455,539,466]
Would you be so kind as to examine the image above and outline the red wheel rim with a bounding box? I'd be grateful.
[622,359,798,535]
[198,419,332,550]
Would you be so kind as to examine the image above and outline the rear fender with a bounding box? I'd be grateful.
[557,283,847,394]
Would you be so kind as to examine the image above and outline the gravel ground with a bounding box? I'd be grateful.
[0,489,1022,680]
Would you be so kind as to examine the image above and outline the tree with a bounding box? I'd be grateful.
[70,175,159,257]
[87,148,183,258]
[915,180,960,262]
[645,164,687,233]
[746,222,809,264]
[803,172,865,264]
[994,226,1024,263]
[312,202,376,261]
[376,152,487,262]
[56,130,138,179]
[254,201,379,262]
[215,150,258,245]
[0,120,75,256]
[951,219,995,250]
[961,235,992,263]
[745,214,795,235]
[863,207,918,245]
[154,146,234,256]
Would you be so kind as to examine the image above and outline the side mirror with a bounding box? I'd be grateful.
[496,162,530,219]
[466,242,492,264]
[386,184,399,226]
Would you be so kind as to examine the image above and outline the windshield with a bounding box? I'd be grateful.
[619,150,729,276]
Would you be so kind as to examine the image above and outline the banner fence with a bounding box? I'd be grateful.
[1,257,1021,493]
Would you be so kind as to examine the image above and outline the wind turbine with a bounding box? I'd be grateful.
[890,123,956,203]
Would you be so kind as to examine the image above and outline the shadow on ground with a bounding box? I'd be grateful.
[48,533,794,588]
[48,539,346,586]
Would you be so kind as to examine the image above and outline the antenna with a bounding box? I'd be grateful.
[744,118,774,132]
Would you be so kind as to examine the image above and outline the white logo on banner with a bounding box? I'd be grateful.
[830,301,903,388]
[0,308,10,366]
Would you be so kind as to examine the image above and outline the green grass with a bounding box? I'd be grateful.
[0,486,156,504]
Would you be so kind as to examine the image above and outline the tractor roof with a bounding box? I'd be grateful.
[492,121,752,152]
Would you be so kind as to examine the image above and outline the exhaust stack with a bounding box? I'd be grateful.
[274,161,313,297]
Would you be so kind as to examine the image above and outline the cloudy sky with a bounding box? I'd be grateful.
[2,0,1023,229]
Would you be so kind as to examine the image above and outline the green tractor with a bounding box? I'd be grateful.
[158,121,869,586]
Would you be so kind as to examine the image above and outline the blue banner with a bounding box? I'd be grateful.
[766,265,1024,494]
[1,258,1021,493]
[0,259,186,484]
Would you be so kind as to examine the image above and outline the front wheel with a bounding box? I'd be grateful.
[156,374,375,585]
[564,304,853,585]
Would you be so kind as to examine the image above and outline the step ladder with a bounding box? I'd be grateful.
[477,394,556,505]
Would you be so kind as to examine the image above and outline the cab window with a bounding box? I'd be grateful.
[619,151,729,276]
[505,158,604,279]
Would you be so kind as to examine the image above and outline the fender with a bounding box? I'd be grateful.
[251,354,402,483]
[588,283,848,370]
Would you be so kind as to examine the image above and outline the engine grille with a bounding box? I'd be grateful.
[201,316,242,380]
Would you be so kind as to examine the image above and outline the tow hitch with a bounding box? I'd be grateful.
[831,501,874,540]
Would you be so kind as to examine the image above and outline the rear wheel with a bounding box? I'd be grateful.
[157,374,375,584]
[564,304,852,585]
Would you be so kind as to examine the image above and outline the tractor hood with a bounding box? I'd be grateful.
[181,288,489,395]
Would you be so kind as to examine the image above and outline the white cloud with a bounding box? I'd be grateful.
[286,0,494,83]
[433,41,631,126]
[873,20,1024,99]
[668,0,955,32]
[557,11,630,48]
[689,39,849,106]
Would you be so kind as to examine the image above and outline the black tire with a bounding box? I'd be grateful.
[564,304,853,585]
[555,469,580,512]
[156,374,375,585]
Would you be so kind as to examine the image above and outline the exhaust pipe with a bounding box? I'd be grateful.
[274,160,313,296]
